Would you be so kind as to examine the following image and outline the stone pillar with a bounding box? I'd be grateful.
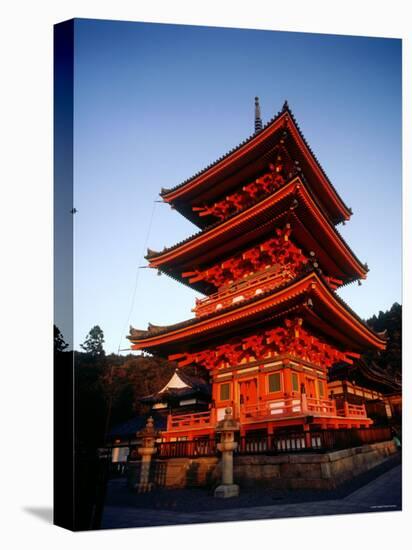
[136,416,158,493]
[214,407,240,498]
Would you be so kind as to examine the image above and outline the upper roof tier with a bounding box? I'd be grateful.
[147,176,368,293]
[160,102,352,227]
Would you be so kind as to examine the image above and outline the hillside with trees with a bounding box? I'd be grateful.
[365,302,402,384]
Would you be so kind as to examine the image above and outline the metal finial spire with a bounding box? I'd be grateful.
[254,96,262,133]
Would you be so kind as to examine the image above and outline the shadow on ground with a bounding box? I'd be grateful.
[23,507,53,524]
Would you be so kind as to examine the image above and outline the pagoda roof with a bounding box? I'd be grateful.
[147,176,367,292]
[140,369,211,404]
[160,102,352,226]
[128,270,386,356]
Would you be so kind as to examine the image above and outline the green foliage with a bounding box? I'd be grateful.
[102,354,176,424]
[74,351,180,448]
[80,325,105,358]
[365,302,402,381]
[54,324,68,353]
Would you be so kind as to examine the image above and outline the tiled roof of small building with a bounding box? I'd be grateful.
[329,357,401,394]
[140,369,211,403]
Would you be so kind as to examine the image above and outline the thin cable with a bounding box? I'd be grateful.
[117,200,158,354]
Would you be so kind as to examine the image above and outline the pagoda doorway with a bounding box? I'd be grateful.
[239,378,258,408]
[305,376,316,399]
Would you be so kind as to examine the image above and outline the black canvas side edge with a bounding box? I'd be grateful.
[53,18,75,531]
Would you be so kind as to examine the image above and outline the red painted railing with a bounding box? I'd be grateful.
[241,397,303,421]
[158,438,217,458]
[154,426,393,458]
[193,267,294,317]
[306,397,337,416]
[336,402,367,418]
[240,396,338,421]
[166,397,368,433]
[235,426,392,455]
[167,409,216,431]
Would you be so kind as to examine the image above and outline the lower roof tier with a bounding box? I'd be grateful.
[128,271,386,357]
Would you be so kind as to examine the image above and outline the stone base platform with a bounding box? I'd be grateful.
[127,440,397,491]
[214,484,240,498]
[234,440,397,490]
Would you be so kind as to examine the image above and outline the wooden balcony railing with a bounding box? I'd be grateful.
[165,397,368,433]
[235,426,392,456]
[167,409,216,431]
[240,396,367,423]
[306,397,337,416]
[192,267,294,317]
[336,402,367,419]
[153,426,393,458]
[241,397,303,421]
[158,438,217,458]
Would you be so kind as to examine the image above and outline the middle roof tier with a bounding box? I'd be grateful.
[146,176,368,294]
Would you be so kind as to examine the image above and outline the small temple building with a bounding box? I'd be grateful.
[128,99,387,442]
[328,358,401,426]
[108,369,211,458]
[140,369,212,437]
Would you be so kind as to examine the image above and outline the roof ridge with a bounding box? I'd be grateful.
[160,101,350,219]
[284,105,350,214]
[160,104,286,197]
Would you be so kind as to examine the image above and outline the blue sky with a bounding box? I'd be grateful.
[72,19,401,353]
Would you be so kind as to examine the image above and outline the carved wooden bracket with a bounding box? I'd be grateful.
[169,317,360,371]
[192,146,295,221]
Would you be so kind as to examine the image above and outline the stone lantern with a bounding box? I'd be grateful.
[136,416,158,493]
[214,407,240,498]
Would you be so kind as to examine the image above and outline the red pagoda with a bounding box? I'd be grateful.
[128,99,386,442]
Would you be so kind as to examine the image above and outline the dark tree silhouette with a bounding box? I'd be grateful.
[80,325,105,357]
[366,302,402,381]
[54,324,69,353]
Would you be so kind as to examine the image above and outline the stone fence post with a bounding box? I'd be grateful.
[214,407,240,498]
[136,416,158,493]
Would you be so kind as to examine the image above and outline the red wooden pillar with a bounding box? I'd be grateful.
[283,364,292,396]
[303,424,311,449]
[258,369,265,402]
[301,392,308,414]
[344,401,350,417]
